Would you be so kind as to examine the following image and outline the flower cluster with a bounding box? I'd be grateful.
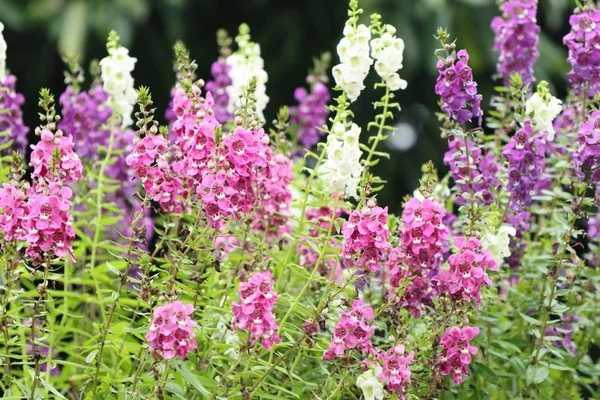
[377,344,414,398]
[370,24,407,91]
[398,197,449,275]
[502,119,549,206]
[252,153,294,240]
[205,58,233,124]
[342,204,391,273]
[491,0,540,86]
[126,131,188,214]
[231,271,281,349]
[333,24,372,102]
[435,237,498,309]
[0,182,26,242]
[21,182,77,263]
[324,299,375,361]
[30,129,84,185]
[146,301,198,359]
[444,139,500,205]
[573,111,600,199]
[99,38,137,128]
[436,326,480,384]
[226,25,269,121]
[199,126,270,230]
[564,7,600,97]
[58,85,112,160]
[321,122,363,199]
[356,367,385,400]
[0,74,28,153]
[525,89,563,140]
[290,81,330,149]
[435,49,483,126]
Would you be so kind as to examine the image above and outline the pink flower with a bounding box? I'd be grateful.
[434,236,498,309]
[377,344,414,398]
[146,301,198,360]
[29,129,83,184]
[0,183,26,242]
[232,271,281,349]
[399,197,449,276]
[323,299,375,361]
[436,325,479,384]
[342,205,391,273]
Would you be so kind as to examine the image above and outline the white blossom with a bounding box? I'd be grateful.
[332,24,373,102]
[370,24,407,91]
[525,92,562,141]
[0,22,7,81]
[481,224,516,265]
[100,46,137,129]
[212,318,242,359]
[321,122,363,199]
[226,33,269,122]
[356,367,384,400]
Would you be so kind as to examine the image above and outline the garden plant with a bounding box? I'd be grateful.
[0,0,599,399]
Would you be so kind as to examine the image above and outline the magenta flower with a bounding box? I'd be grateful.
[231,271,281,349]
[0,183,26,242]
[435,49,483,126]
[435,236,498,309]
[398,197,449,275]
[436,325,479,384]
[204,58,233,124]
[29,129,83,185]
[146,301,198,360]
[342,205,391,273]
[323,299,375,361]
[377,344,414,397]
[573,111,600,201]
[491,0,540,86]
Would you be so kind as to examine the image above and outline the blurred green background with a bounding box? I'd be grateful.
[0,0,575,213]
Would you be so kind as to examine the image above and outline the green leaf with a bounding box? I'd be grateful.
[519,312,541,326]
[86,349,99,364]
[176,363,214,399]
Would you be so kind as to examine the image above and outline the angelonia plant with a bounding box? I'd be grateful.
[0,0,599,398]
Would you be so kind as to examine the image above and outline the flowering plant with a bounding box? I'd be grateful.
[0,0,599,399]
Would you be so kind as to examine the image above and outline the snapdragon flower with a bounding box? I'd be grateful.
[436,325,479,384]
[356,367,385,400]
[321,122,363,199]
[480,224,517,265]
[370,24,407,91]
[99,33,137,129]
[226,25,269,121]
[146,301,198,360]
[333,23,373,102]
[564,7,600,97]
[525,84,562,140]
[491,0,540,86]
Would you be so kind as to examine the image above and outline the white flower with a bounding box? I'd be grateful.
[333,23,373,102]
[226,38,269,121]
[481,224,516,265]
[0,22,7,81]
[356,367,384,400]
[525,92,562,141]
[212,318,242,359]
[321,123,363,199]
[100,45,137,129]
[370,24,407,91]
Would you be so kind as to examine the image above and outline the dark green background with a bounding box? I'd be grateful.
[0,0,574,212]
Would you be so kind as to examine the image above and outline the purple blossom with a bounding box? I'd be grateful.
[573,111,600,201]
[0,75,28,153]
[491,0,540,86]
[204,58,233,124]
[435,49,483,126]
[444,139,500,206]
[564,8,600,97]
[289,81,330,149]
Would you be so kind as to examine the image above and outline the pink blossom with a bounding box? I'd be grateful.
[342,205,391,273]
[29,129,83,184]
[323,299,375,361]
[377,344,414,398]
[435,237,498,309]
[436,325,479,384]
[0,183,26,242]
[146,301,198,360]
[232,271,281,349]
